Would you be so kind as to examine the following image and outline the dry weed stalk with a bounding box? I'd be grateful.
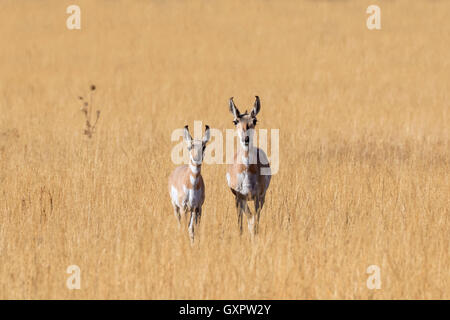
[79,84,101,138]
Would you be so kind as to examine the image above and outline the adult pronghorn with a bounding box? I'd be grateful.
[169,125,211,242]
[227,96,271,237]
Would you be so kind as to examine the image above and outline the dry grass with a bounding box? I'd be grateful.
[0,0,448,299]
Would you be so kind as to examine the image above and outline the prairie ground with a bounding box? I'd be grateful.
[0,0,448,299]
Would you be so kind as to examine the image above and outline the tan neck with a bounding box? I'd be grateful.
[189,159,201,177]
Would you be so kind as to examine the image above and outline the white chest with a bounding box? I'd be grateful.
[182,185,203,209]
[236,171,258,196]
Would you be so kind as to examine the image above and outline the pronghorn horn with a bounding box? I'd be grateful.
[251,95,261,117]
[183,125,193,143]
[203,125,211,144]
[229,97,241,119]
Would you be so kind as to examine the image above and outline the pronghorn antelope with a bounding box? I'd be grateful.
[226,96,271,237]
[169,125,211,242]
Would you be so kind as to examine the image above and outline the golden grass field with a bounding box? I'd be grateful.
[0,0,448,299]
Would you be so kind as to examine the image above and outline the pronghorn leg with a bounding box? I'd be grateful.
[254,195,266,233]
[259,194,266,212]
[188,209,195,243]
[245,204,255,238]
[247,198,260,237]
[194,207,202,242]
[173,205,181,229]
[182,207,189,225]
[236,197,246,235]
[253,197,261,235]
[195,207,202,226]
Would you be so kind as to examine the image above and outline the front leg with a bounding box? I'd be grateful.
[173,205,181,229]
[188,209,195,243]
[235,196,246,236]
[195,207,202,226]
[248,197,260,237]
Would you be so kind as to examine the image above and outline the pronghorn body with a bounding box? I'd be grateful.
[227,96,271,237]
[226,147,270,201]
[169,125,210,242]
[169,164,205,211]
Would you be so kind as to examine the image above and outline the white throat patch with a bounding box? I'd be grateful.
[190,174,198,186]
[190,164,200,174]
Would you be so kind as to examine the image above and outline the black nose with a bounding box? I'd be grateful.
[244,136,249,143]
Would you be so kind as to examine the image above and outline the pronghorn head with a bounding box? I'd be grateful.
[183,125,211,165]
[229,96,261,150]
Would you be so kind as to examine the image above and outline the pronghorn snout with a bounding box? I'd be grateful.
[244,135,250,144]
[190,143,204,164]
[239,128,254,148]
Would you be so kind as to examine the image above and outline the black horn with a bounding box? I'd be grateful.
[252,96,261,117]
[229,97,241,119]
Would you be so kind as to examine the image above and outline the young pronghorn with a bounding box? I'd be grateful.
[226,96,271,237]
[168,125,211,242]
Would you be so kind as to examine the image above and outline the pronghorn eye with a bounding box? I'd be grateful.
[233,119,239,125]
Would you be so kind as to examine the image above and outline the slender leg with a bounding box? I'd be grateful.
[188,209,195,243]
[246,204,254,238]
[194,207,201,243]
[246,198,259,238]
[243,197,260,238]
[236,197,245,236]
[253,197,261,235]
[173,205,181,229]
[195,207,202,226]
[259,195,265,212]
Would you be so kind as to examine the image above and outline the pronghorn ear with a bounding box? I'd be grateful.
[251,96,261,117]
[229,97,241,120]
[202,125,211,144]
[183,125,193,145]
